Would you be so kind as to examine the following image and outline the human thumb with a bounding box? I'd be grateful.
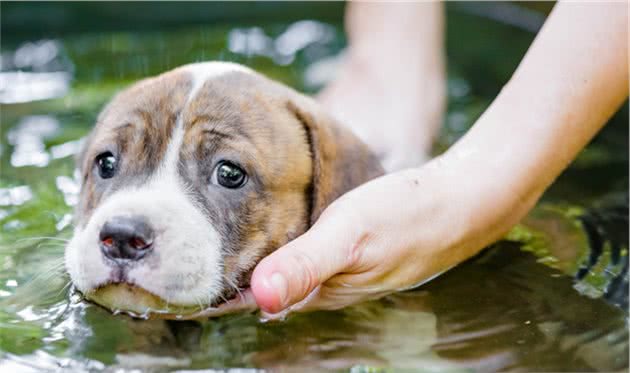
[250,217,353,314]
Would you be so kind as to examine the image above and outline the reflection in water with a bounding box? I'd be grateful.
[1,351,105,373]
[2,246,625,371]
[515,198,630,309]
[575,196,629,308]
[427,245,627,372]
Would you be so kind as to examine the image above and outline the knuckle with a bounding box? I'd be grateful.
[345,231,372,270]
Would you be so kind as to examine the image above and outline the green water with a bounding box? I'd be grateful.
[1,4,628,371]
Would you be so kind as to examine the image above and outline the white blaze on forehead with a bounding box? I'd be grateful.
[159,61,254,178]
[183,61,254,103]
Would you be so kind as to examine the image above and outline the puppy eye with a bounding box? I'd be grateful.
[95,152,117,179]
[212,161,247,189]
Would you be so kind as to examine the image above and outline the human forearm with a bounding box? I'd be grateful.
[441,1,628,245]
[231,1,628,316]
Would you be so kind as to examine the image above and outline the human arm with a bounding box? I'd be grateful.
[318,1,446,172]
[248,1,629,315]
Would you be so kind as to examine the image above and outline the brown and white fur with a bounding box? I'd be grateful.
[65,62,383,317]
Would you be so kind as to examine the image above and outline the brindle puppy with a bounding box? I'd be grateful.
[65,62,383,317]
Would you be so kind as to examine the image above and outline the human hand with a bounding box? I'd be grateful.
[247,154,533,317]
[202,0,628,319]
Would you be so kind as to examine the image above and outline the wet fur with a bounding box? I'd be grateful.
[66,62,383,311]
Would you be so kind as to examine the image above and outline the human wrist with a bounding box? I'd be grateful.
[435,140,543,252]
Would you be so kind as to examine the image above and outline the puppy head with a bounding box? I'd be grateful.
[65,62,382,317]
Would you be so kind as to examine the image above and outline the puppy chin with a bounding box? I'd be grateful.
[65,176,226,316]
[85,283,204,318]
[66,230,227,318]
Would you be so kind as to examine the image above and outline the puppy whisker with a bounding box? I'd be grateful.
[194,296,205,312]
[17,236,70,243]
[216,293,230,307]
[55,280,74,298]
[36,243,67,250]
[224,276,244,300]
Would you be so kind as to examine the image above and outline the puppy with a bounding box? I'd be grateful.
[65,62,383,318]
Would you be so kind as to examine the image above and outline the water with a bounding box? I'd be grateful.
[1,4,628,371]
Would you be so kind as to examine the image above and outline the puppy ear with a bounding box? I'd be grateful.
[288,97,384,225]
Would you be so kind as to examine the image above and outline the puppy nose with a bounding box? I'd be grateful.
[99,215,154,262]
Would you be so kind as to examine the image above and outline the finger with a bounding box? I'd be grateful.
[262,283,390,318]
[259,286,322,321]
[175,288,257,320]
[250,218,355,314]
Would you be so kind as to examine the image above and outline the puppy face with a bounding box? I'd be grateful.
[65,62,382,317]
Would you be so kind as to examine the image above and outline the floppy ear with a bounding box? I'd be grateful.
[287,96,384,225]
